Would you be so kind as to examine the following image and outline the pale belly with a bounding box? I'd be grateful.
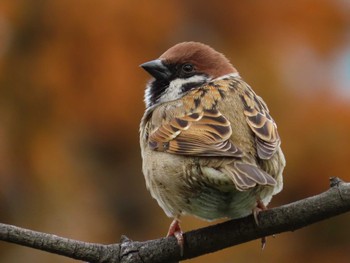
[142,150,275,221]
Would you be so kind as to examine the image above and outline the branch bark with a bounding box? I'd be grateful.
[1,177,350,263]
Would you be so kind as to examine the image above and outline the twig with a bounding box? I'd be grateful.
[1,177,350,263]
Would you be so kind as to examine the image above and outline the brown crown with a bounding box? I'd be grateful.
[159,42,238,78]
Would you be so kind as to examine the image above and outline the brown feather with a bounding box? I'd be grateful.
[149,108,243,157]
[240,86,281,159]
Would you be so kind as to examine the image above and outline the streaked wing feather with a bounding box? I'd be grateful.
[149,109,243,157]
[241,92,280,159]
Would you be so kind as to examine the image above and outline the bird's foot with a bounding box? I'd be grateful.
[253,199,267,225]
[167,218,184,256]
[252,199,267,249]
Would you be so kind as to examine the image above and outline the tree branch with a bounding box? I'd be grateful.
[1,177,350,263]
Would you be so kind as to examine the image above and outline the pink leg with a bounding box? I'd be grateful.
[253,199,267,225]
[167,218,184,256]
[252,200,267,249]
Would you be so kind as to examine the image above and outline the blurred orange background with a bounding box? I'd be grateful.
[0,1,350,262]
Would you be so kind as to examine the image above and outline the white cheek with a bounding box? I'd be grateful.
[214,72,240,80]
[159,80,182,103]
[144,73,239,108]
[159,75,208,103]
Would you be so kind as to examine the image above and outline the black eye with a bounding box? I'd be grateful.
[182,63,194,73]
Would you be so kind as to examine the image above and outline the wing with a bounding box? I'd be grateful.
[240,88,280,160]
[148,109,243,157]
[221,162,277,191]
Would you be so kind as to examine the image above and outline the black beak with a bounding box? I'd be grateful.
[140,59,171,80]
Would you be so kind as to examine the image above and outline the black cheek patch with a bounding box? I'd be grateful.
[181,81,206,92]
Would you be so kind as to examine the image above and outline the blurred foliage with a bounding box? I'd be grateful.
[0,0,349,262]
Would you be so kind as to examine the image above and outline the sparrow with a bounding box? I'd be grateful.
[139,42,285,253]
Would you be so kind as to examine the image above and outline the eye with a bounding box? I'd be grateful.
[182,63,194,73]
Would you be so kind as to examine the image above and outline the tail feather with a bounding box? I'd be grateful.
[223,162,276,191]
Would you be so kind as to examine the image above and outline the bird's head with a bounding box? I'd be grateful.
[141,42,239,108]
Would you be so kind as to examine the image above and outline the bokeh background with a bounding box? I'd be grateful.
[0,0,350,262]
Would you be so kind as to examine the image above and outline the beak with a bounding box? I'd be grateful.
[140,59,171,80]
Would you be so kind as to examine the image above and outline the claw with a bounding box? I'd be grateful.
[253,207,261,226]
[252,199,268,249]
[261,236,266,250]
[167,218,184,256]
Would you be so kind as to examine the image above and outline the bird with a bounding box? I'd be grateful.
[139,42,285,253]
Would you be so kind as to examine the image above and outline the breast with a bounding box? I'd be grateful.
[142,148,261,221]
